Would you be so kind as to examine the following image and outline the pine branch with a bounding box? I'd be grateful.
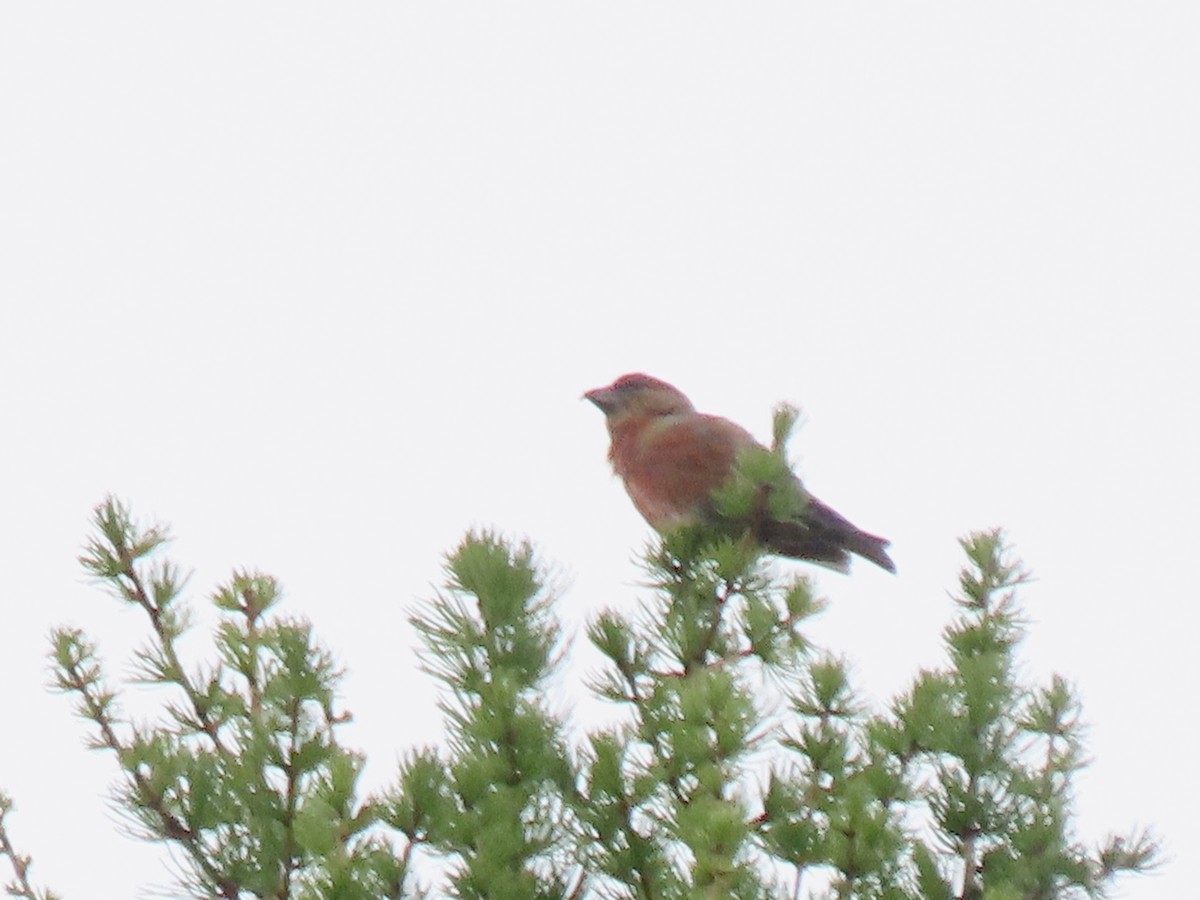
[0,794,59,900]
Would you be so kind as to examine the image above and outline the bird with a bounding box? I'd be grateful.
[584,373,895,573]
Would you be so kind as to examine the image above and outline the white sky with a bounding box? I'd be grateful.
[2,4,1197,898]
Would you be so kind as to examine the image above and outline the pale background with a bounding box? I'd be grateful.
[2,4,1196,898]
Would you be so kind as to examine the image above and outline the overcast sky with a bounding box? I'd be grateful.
[2,5,1197,898]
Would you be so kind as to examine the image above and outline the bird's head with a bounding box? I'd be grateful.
[584,374,695,426]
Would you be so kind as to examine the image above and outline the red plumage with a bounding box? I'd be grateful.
[585,374,895,573]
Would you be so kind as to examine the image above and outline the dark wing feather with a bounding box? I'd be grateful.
[760,492,896,573]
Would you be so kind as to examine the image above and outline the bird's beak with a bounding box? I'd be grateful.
[583,386,618,414]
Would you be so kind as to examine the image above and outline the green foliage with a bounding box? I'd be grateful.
[710,405,812,533]
[0,495,1161,899]
[384,532,577,899]
[43,498,401,899]
[573,526,1158,900]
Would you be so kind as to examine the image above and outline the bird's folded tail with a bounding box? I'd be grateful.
[757,497,897,574]
[840,528,896,573]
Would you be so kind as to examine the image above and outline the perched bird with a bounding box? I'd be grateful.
[584,373,895,573]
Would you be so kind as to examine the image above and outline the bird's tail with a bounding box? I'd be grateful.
[757,496,897,574]
[842,529,896,573]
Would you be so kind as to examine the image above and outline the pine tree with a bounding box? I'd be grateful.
[1,486,1158,899]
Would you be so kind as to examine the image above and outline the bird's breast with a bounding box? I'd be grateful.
[620,472,700,531]
[608,414,741,532]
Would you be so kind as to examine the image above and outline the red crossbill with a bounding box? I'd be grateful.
[585,373,895,573]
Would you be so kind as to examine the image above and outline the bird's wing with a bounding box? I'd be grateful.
[799,494,859,533]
